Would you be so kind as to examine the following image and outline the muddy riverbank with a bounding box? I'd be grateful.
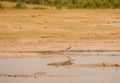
[0,50,120,58]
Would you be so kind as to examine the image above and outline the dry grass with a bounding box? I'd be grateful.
[0,9,120,41]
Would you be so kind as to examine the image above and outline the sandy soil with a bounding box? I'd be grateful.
[0,9,120,58]
[0,72,73,78]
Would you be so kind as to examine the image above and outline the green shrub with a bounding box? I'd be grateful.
[55,4,62,9]
[67,4,76,9]
[14,2,26,9]
[0,3,4,9]
[1,0,120,9]
[113,0,120,8]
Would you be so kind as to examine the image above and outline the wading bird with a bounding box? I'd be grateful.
[66,46,71,51]
[102,63,106,66]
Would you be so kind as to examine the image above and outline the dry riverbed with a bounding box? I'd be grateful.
[0,9,120,83]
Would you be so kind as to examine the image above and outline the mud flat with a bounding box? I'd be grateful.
[64,62,120,68]
[0,72,71,78]
[0,50,120,58]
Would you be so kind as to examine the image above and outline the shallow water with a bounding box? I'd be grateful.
[0,56,120,83]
